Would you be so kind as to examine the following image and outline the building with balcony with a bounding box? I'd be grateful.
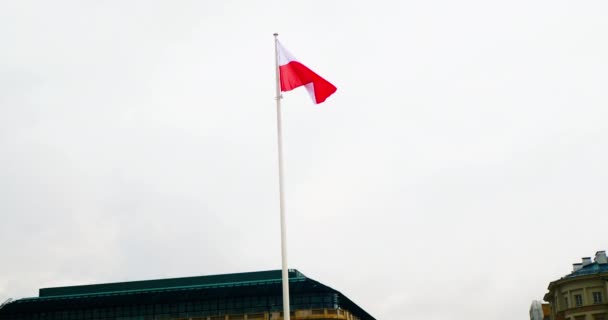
[0,269,375,320]
[544,251,608,320]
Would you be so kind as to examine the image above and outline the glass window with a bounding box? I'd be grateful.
[146,304,154,315]
[575,294,583,307]
[565,297,569,309]
[593,292,603,304]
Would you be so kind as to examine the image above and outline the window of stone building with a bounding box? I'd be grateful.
[593,314,607,320]
[575,294,584,307]
[593,292,603,304]
[565,297,570,308]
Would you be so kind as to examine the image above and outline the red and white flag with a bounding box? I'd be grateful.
[277,42,337,104]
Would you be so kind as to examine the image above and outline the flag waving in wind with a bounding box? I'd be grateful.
[277,41,337,104]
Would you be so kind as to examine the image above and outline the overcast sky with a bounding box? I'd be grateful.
[1,1,608,319]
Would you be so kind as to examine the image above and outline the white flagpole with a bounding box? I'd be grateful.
[274,32,291,320]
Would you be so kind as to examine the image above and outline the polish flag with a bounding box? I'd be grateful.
[277,42,337,104]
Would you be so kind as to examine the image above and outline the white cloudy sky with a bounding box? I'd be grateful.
[1,1,608,319]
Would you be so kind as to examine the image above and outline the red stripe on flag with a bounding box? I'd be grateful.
[279,61,337,104]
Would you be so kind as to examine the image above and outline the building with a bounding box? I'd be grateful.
[0,269,375,320]
[544,251,608,320]
[545,304,553,320]
[530,300,552,320]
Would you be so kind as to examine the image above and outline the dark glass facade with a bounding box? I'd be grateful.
[0,270,374,320]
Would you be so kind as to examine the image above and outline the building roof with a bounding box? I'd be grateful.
[0,269,375,320]
[564,262,608,279]
[38,269,302,298]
